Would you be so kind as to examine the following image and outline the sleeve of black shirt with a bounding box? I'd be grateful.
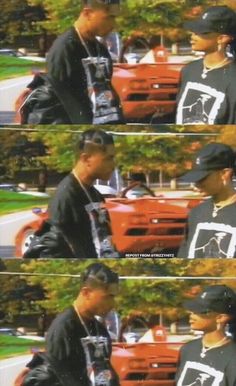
[46,320,81,386]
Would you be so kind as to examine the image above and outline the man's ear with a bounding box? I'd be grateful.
[80,286,93,298]
[80,152,92,164]
[221,168,233,182]
[81,7,94,20]
[216,313,232,324]
[218,34,233,46]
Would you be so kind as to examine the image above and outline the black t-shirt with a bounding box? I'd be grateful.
[176,59,236,124]
[47,27,123,124]
[48,174,119,258]
[176,338,236,386]
[46,307,119,386]
[178,199,236,258]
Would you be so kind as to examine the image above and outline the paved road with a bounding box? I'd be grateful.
[0,210,39,258]
[0,354,31,386]
[0,246,15,258]
[0,75,33,125]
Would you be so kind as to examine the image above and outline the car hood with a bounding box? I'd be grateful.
[112,341,181,359]
[113,62,183,80]
[105,197,189,216]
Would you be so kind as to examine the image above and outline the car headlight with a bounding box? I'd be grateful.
[130,215,148,225]
[130,80,149,90]
[129,359,148,369]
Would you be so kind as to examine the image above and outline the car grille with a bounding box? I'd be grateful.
[126,228,185,236]
[127,93,177,101]
[125,367,176,381]
[125,219,186,236]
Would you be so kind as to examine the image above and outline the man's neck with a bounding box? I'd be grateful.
[213,186,236,204]
[202,330,227,346]
[73,299,94,321]
[204,51,229,68]
[72,166,94,188]
[74,19,96,41]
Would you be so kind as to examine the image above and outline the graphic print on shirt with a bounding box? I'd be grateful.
[188,222,236,258]
[177,361,224,386]
[176,82,225,124]
[81,335,113,386]
[82,57,121,124]
[85,202,119,258]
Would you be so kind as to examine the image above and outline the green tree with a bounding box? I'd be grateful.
[28,126,218,180]
[0,0,45,45]
[2,259,236,322]
[27,0,236,42]
[0,131,46,181]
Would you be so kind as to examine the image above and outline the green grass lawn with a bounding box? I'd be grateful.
[0,56,46,81]
[0,335,45,359]
[0,190,49,216]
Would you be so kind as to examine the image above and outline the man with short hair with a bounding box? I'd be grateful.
[15,263,120,386]
[22,0,123,124]
[49,128,119,258]
[24,129,119,259]
[178,142,236,258]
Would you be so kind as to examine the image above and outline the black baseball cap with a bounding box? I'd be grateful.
[184,6,236,36]
[184,285,236,315]
[180,143,235,183]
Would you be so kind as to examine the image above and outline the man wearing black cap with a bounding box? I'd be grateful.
[22,0,124,124]
[14,263,120,386]
[178,142,236,258]
[176,284,236,386]
[176,5,236,124]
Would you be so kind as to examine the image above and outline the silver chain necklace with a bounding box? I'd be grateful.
[72,170,95,205]
[76,28,104,79]
[200,336,228,358]
[212,193,236,218]
[201,57,230,79]
[72,170,105,222]
[73,302,103,358]
[72,170,109,235]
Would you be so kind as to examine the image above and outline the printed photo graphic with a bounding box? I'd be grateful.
[176,82,225,124]
[177,361,224,386]
[189,223,236,259]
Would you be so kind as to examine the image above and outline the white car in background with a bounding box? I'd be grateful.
[0,49,45,62]
[0,328,45,341]
[0,184,49,198]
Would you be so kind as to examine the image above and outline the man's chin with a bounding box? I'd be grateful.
[194,188,208,197]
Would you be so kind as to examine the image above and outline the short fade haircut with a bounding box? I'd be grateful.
[74,129,114,160]
[81,0,120,11]
[80,262,119,289]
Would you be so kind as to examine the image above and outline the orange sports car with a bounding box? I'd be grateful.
[112,341,181,386]
[14,195,202,258]
[112,62,183,123]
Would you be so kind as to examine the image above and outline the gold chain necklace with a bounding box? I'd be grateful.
[73,302,103,358]
[200,336,229,358]
[201,57,231,79]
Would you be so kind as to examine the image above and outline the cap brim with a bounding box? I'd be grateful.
[179,169,211,183]
[184,299,210,313]
[184,20,215,34]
